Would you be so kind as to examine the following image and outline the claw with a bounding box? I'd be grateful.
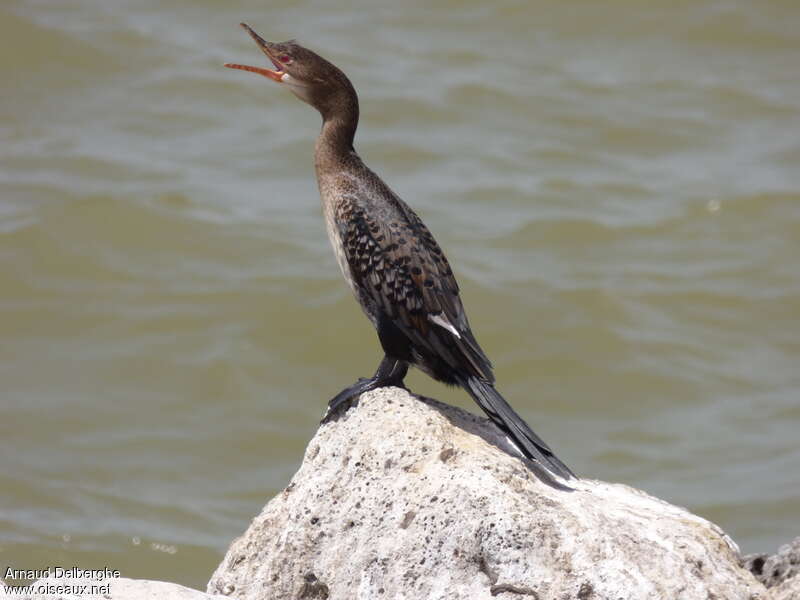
[321,357,409,424]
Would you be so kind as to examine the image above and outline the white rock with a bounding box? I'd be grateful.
[208,387,768,600]
[12,576,232,599]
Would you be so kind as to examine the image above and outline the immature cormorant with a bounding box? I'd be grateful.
[226,23,574,480]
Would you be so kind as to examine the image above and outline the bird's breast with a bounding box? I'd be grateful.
[321,195,356,294]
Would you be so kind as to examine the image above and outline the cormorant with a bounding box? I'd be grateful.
[226,23,574,480]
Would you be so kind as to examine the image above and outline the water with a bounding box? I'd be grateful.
[2,0,798,589]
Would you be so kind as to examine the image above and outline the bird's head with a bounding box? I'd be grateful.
[225,23,357,121]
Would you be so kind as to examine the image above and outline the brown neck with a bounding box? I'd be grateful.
[314,87,359,169]
[319,111,357,150]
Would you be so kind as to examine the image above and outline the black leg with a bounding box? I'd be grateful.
[321,355,408,423]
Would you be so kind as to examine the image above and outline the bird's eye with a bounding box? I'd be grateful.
[278,54,292,64]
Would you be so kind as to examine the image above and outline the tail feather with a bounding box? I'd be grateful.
[460,375,575,480]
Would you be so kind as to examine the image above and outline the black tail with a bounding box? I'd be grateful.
[459,375,575,480]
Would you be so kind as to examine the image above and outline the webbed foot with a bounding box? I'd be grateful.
[321,356,408,423]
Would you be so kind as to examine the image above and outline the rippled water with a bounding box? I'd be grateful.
[2,0,799,589]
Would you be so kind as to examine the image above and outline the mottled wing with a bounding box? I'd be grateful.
[336,195,493,381]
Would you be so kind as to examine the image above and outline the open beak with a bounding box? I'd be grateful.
[224,23,284,83]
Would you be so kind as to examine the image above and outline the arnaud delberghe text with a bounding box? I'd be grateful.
[4,566,121,581]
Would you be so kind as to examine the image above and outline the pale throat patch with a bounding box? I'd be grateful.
[281,72,312,103]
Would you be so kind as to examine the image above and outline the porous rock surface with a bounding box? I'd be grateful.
[208,386,768,600]
[744,537,800,600]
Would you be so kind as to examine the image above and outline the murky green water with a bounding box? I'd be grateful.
[2,0,798,589]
